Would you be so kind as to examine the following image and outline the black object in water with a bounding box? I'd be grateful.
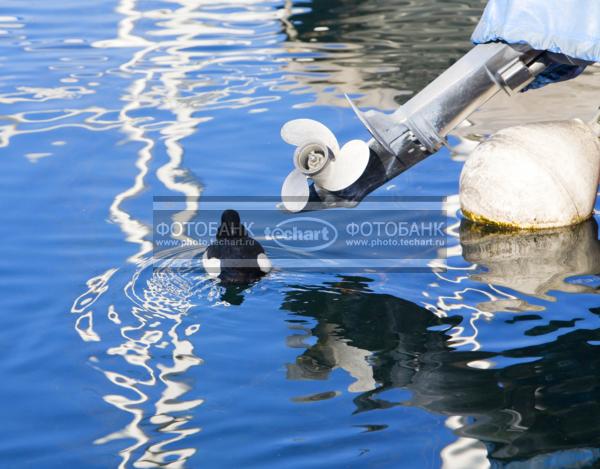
[202,209,271,285]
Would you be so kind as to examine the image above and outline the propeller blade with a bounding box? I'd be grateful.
[315,139,370,192]
[281,169,310,212]
[281,119,339,154]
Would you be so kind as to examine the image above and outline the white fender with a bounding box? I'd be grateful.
[459,118,600,229]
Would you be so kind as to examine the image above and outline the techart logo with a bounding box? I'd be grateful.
[265,217,338,252]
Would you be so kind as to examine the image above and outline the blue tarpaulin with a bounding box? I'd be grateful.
[472,0,600,63]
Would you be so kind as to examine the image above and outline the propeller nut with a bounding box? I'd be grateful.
[294,141,332,176]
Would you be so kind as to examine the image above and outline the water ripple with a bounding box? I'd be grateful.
[1,0,599,467]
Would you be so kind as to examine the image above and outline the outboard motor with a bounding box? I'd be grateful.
[280,43,577,212]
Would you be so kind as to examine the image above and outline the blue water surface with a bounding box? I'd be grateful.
[1,1,600,468]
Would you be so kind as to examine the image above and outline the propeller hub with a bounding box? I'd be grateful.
[294,142,332,176]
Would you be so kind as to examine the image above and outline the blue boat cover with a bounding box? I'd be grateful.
[472,0,600,63]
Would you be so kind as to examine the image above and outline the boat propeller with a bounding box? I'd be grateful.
[280,118,370,212]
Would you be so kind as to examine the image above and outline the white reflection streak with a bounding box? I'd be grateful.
[71,269,153,467]
[93,366,151,469]
[85,0,235,466]
[85,28,166,466]
[429,206,492,465]
[139,319,203,468]
[441,416,490,469]
[154,0,207,240]
[72,268,118,313]
[423,201,489,352]
[111,74,155,263]
[0,107,123,150]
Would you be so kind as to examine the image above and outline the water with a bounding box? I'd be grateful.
[1,1,600,468]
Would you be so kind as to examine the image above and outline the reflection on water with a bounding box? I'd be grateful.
[1,0,600,468]
[282,275,600,467]
[71,259,217,467]
[283,276,458,393]
[283,0,486,109]
[460,219,600,311]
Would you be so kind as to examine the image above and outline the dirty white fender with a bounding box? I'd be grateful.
[460,119,600,229]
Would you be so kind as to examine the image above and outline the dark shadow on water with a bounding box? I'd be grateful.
[220,283,252,306]
[280,275,600,465]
